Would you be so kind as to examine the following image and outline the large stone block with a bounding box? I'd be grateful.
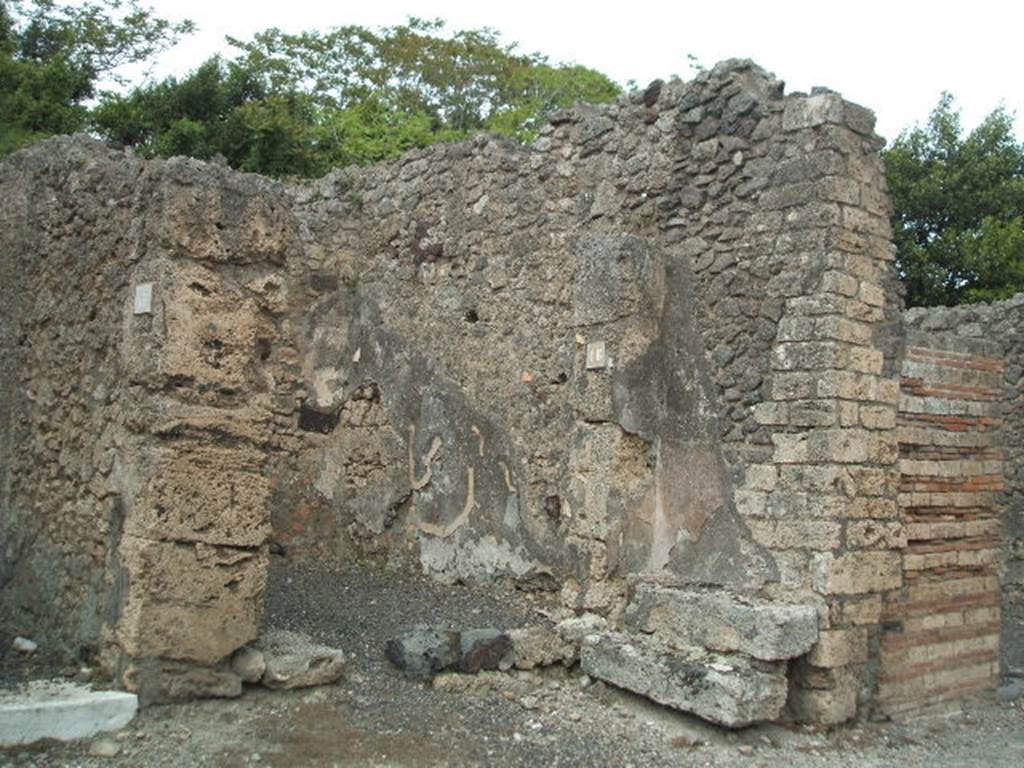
[115,536,267,665]
[782,93,845,131]
[120,660,242,704]
[625,584,819,661]
[581,632,788,728]
[126,444,270,547]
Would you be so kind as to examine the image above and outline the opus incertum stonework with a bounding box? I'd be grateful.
[2,60,1021,725]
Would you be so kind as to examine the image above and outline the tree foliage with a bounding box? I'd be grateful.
[0,0,192,154]
[91,18,621,178]
[883,94,1024,307]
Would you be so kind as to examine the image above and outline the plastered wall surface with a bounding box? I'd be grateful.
[0,59,1014,721]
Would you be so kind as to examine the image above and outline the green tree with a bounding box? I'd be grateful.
[92,18,621,178]
[0,0,193,154]
[884,94,1024,306]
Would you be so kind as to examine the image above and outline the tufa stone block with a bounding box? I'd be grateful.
[581,632,788,728]
[813,551,901,595]
[782,93,845,131]
[625,584,819,661]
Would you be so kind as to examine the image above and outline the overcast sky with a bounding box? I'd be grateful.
[133,0,1023,143]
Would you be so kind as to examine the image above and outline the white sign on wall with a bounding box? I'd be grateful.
[133,283,153,315]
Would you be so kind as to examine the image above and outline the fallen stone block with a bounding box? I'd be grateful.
[580,632,788,728]
[625,583,819,661]
[506,614,609,670]
[454,629,513,673]
[507,625,574,670]
[256,630,345,689]
[0,681,137,746]
[121,659,242,703]
[385,626,461,679]
[387,626,522,677]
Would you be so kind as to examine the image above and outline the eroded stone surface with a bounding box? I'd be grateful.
[580,632,788,727]
[625,583,820,660]
[230,647,266,684]
[385,627,461,679]
[115,537,267,666]
[256,630,345,689]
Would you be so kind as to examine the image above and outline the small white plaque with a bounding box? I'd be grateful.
[133,283,153,315]
[585,341,607,370]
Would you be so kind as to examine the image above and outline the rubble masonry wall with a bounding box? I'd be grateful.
[1,59,1010,721]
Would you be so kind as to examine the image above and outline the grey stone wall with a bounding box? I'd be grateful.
[0,139,143,659]
[0,59,919,720]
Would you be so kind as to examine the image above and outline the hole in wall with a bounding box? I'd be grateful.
[298,402,341,434]
[255,338,272,361]
[543,495,561,521]
[201,338,226,369]
[464,309,479,323]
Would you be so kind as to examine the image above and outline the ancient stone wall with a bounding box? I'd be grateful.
[884,298,1024,709]
[1,59,1013,722]
[0,139,143,659]
[0,141,306,701]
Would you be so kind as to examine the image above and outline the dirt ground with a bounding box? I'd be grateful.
[2,561,1022,768]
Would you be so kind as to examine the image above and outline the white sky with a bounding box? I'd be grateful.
[130,0,1023,143]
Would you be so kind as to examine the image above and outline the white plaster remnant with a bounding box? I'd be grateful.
[471,425,485,456]
[408,425,443,490]
[416,467,476,539]
[499,461,516,493]
[132,282,153,315]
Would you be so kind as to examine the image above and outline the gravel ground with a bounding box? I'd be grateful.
[2,559,1022,767]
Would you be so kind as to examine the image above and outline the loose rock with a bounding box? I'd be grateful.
[385,627,460,679]
[12,637,38,654]
[256,630,345,690]
[454,629,513,673]
[231,647,266,684]
[88,738,122,758]
[625,584,819,661]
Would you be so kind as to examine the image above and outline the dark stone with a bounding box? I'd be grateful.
[642,79,664,108]
[309,272,339,292]
[297,403,340,434]
[455,629,513,673]
[385,627,460,679]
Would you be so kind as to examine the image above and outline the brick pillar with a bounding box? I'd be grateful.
[878,336,1004,712]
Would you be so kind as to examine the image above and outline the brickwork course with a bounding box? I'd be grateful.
[0,59,1020,724]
